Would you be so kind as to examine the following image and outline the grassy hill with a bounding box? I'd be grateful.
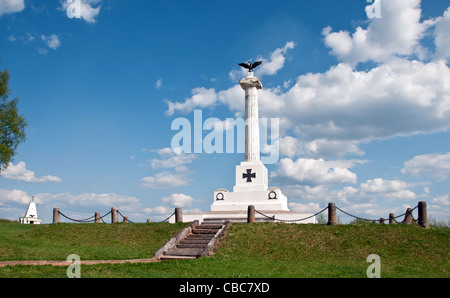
[0,221,448,278]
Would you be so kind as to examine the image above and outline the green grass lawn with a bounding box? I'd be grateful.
[0,221,448,278]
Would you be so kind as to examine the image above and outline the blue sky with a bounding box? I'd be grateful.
[0,0,449,223]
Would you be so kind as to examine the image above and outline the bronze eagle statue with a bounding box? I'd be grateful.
[238,61,263,72]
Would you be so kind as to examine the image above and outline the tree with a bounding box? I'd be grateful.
[0,65,27,171]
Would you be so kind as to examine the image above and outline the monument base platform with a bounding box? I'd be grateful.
[170,210,316,224]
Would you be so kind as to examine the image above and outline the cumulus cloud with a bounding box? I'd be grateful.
[323,0,427,66]
[36,192,139,207]
[288,202,321,213]
[1,162,62,183]
[0,188,33,205]
[149,148,197,169]
[271,157,361,186]
[140,171,190,189]
[256,41,295,76]
[165,87,217,116]
[0,0,24,17]
[161,193,196,208]
[402,152,450,181]
[338,178,419,202]
[41,34,60,50]
[433,7,450,61]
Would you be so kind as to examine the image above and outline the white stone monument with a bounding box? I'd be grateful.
[210,71,289,212]
[177,63,316,224]
[19,196,42,224]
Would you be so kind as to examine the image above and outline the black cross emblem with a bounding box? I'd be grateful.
[243,169,256,183]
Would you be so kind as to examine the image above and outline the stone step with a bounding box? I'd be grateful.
[177,243,207,249]
[159,255,197,261]
[185,234,214,239]
[192,228,220,234]
[180,239,211,244]
[197,224,223,229]
[165,247,203,257]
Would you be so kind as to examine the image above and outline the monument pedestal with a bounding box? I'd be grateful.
[211,161,288,212]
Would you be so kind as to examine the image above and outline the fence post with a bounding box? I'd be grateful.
[123,216,129,223]
[247,205,255,223]
[147,219,152,223]
[403,208,413,224]
[52,208,60,224]
[175,208,183,223]
[95,212,100,223]
[327,202,337,225]
[389,213,395,224]
[418,201,430,229]
[379,218,385,224]
[111,206,119,223]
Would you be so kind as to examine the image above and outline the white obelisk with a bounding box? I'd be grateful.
[242,71,262,163]
[19,196,41,224]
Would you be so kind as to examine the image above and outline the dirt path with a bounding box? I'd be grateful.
[0,258,160,268]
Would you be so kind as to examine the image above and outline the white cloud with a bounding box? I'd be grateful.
[140,171,190,189]
[0,188,33,205]
[360,178,409,194]
[256,41,295,76]
[0,0,24,17]
[288,202,321,213]
[165,87,217,116]
[323,0,427,66]
[60,0,101,24]
[144,206,171,215]
[37,192,139,207]
[41,34,61,50]
[402,152,450,181]
[433,7,450,61]
[155,78,162,89]
[161,193,195,208]
[1,162,62,183]
[338,178,418,202]
[150,151,197,169]
[431,194,450,206]
[271,157,360,186]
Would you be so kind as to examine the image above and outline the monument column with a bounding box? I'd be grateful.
[240,72,263,162]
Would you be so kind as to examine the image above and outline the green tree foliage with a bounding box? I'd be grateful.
[0,66,27,170]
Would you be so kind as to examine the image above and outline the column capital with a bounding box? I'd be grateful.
[240,77,263,90]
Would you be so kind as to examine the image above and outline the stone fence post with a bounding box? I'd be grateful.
[418,201,430,229]
[175,208,183,223]
[327,202,337,225]
[95,212,100,223]
[389,213,395,224]
[52,207,60,224]
[403,208,413,224]
[247,205,255,223]
[111,206,119,223]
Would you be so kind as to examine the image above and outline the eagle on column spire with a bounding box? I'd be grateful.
[238,61,263,72]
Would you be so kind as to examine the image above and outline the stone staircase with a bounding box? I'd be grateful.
[155,220,231,260]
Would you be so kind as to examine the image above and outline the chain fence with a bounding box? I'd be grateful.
[254,203,420,224]
[56,209,175,224]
